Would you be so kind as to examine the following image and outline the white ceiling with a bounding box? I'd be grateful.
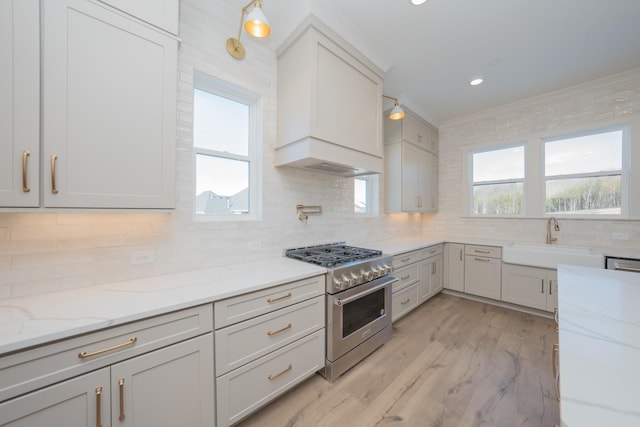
[261,0,640,126]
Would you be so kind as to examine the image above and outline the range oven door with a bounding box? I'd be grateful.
[327,275,395,362]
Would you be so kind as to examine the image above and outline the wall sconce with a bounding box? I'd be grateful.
[382,95,405,120]
[226,0,270,60]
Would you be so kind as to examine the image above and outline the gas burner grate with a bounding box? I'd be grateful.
[285,243,382,267]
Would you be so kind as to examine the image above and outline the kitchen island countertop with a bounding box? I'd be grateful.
[557,265,640,427]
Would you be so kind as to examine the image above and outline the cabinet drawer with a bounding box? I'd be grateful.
[392,263,419,292]
[214,275,324,329]
[465,245,502,259]
[215,296,325,376]
[420,244,443,259]
[216,329,325,426]
[0,304,213,403]
[392,250,420,269]
[392,284,418,322]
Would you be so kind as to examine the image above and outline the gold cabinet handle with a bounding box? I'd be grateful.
[400,274,410,280]
[22,150,30,192]
[549,279,553,295]
[541,279,545,293]
[268,363,293,380]
[459,248,463,261]
[119,378,125,421]
[96,386,103,427]
[554,307,559,333]
[431,262,436,275]
[267,322,292,336]
[474,257,490,262]
[400,298,411,305]
[474,249,490,254]
[399,257,411,263]
[78,337,137,359]
[267,292,292,303]
[50,154,59,194]
[552,343,560,402]
[429,249,437,254]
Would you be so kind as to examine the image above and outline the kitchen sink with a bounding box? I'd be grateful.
[502,243,604,269]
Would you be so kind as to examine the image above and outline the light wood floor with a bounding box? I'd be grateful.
[236,293,560,427]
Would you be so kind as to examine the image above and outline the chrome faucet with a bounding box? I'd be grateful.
[546,217,559,244]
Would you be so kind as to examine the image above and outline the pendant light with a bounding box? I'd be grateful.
[226,0,270,60]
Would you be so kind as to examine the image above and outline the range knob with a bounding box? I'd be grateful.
[371,266,380,278]
[383,264,393,274]
[334,277,343,291]
[362,269,373,281]
[350,271,361,285]
[341,274,351,288]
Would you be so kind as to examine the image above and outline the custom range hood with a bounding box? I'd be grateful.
[275,16,385,177]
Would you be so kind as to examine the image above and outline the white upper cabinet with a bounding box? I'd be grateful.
[0,0,40,207]
[42,0,177,208]
[276,16,384,176]
[384,110,438,154]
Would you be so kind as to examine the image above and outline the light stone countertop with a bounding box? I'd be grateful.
[557,265,640,427]
[0,257,325,355]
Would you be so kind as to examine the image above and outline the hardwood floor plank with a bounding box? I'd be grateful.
[236,294,560,427]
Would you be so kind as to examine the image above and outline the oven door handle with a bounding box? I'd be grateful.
[335,277,398,306]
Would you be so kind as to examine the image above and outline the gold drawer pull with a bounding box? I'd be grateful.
[399,257,411,263]
[541,279,545,293]
[429,249,437,254]
[78,337,138,359]
[268,363,293,380]
[22,150,30,192]
[400,275,411,280]
[474,249,490,254]
[267,292,292,303]
[267,322,292,336]
[400,298,411,305]
[549,279,553,295]
[50,154,58,194]
[552,343,560,401]
[119,378,125,421]
[96,386,103,427]
[459,248,463,261]
[474,257,490,262]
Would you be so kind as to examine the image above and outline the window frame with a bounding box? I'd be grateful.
[467,142,527,218]
[354,175,379,217]
[192,71,262,221]
[542,125,629,219]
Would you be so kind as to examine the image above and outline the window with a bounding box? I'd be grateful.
[354,175,378,215]
[544,128,625,216]
[471,144,525,215]
[193,73,261,219]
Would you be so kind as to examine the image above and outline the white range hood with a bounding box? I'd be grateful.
[275,16,384,178]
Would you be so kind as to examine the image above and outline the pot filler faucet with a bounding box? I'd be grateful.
[546,217,559,244]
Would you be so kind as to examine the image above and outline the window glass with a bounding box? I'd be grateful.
[544,129,624,215]
[471,145,524,215]
[193,89,249,156]
[195,154,249,215]
[354,178,368,214]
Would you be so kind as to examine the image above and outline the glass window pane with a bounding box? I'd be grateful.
[473,182,523,215]
[545,131,622,176]
[195,154,249,215]
[193,89,249,156]
[354,178,368,213]
[473,146,524,182]
[546,175,621,215]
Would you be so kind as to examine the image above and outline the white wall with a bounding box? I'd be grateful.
[0,0,422,300]
[429,69,640,248]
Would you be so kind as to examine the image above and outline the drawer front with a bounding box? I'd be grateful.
[215,275,325,329]
[392,250,420,269]
[392,263,419,292]
[216,329,325,426]
[215,296,325,376]
[392,284,418,322]
[465,245,502,259]
[420,244,443,259]
[0,304,213,402]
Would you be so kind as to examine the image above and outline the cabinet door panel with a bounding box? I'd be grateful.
[43,0,177,208]
[444,243,465,291]
[111,334,214,427]
[501,265,547,310]
[0,0,39,207]
[464,256,501,299]
[401,143,420,210]
[0,368,110,427]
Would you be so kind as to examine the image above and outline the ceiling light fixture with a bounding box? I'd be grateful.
[411,0,428,5]
[226,0,270,60]
[470,77,484,86]
[383,95,405,120]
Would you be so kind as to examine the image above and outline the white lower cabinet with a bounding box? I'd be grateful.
[214,276,326,427]
[502,264,558,312]
[443,243,465,292]
[391,244,442,322]
[464,245,502,300]
[0,305,215,427]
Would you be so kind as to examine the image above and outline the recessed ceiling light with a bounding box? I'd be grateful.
[411,0,427,5]
[470,77,484,86]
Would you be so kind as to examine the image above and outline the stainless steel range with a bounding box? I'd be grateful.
[285,243,397,382]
